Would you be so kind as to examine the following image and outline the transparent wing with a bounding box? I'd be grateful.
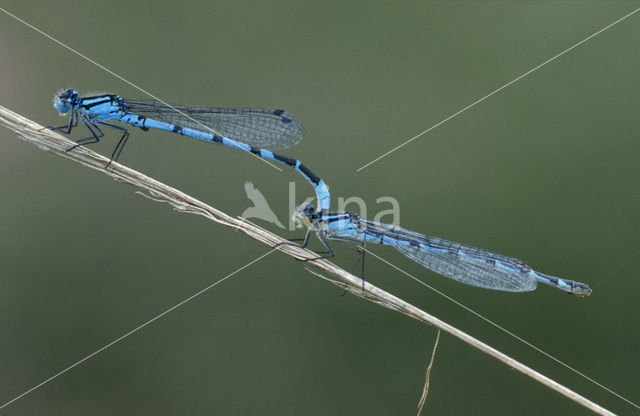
[362,220,537,292]
[123,99,304,149]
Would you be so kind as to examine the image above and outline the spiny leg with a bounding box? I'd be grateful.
[282,230,335,262]
[108,131,128,167]
[360,243,366,289]
[349,251,363,275]
[301,232,335,261]
[334,239,366,291]
[317,235,367,290]
[46,111,77,134]
[274,229,331,256]
[274,229,313,250]
[66,118,104,152]
[94,120,130,167]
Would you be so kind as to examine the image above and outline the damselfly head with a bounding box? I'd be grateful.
[293,203,316,228]
[53,88,79,114]
[571,283,592,297]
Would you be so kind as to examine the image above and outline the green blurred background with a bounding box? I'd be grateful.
[1,1,639,414]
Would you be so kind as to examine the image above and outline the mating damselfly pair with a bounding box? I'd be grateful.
[50,88,591,297]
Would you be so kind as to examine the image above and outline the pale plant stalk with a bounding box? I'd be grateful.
[0,106,614,415]
[417,329,440,416]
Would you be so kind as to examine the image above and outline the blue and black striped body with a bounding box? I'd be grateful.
[296,205,591,297]
[51,89,331,214]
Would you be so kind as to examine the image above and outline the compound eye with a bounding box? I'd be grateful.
[61,89,79,101]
